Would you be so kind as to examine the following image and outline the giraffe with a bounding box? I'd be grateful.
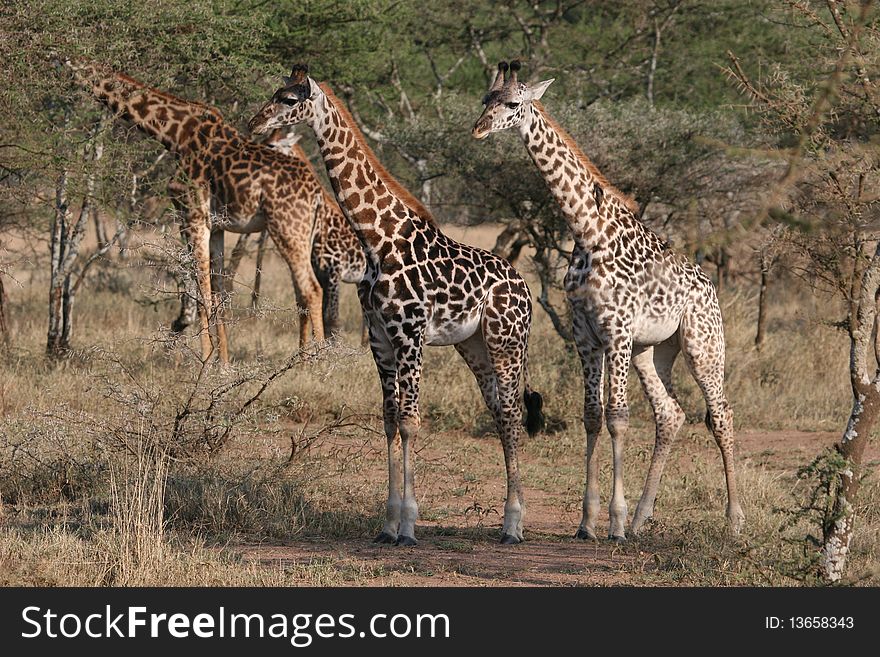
[66,59,329,362]
[279,137,368,339]
[257,129,367,338]
[472,61,744,541]
[249,64,545,545]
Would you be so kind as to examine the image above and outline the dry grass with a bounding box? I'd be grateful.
[0,223,875,586]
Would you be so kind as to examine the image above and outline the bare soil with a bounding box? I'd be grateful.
[232,428,876,586]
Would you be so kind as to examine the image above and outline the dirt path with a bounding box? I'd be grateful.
[230,427,876,586]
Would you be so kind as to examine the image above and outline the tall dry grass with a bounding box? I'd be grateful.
[0,223,873,585]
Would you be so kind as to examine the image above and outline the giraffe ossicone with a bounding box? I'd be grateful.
[250,63,545,546]
[472,60,745,540]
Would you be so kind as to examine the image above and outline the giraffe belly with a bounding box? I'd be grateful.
[424,311,482,346]
[212,212,267,234]
[632,314,681,346]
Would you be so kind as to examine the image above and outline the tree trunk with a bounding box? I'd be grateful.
[92,206,109,250]
[0,270,8,348]
[822,244,880,582]
[823,378,878,582]
[755,252,770,350]
[251,229,269,310]
[46,121,104,359]
[492,224,530,267]
[47,169,70,358]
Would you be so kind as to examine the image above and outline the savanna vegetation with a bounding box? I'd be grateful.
[0,0,877,586]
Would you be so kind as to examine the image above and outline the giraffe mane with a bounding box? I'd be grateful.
[319,83,436,225]
[532,101,640,214]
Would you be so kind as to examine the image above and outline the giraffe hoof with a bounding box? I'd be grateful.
[630,518,648,536]
[575,528,598,541]
[373,531,397,544]
[500,533,521,545]
[608,534,627,544]
[394,535,418,547]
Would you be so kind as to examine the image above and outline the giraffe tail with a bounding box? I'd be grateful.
[523,364,545,437]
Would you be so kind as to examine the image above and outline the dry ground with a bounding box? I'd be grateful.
[0,223,878,586]
[232,427,879,587]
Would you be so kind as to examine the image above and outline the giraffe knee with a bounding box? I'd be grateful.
[706,399,733,436]
[658,401,686,437]
[399,416,421,441]
[606,406,629,437]
[583,403,603,436]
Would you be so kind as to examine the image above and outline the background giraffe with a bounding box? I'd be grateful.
[281,137,368,340]
[249,64,545,546]
[239,129,367,339]
[472,61,744,540]
[67,59,329,362]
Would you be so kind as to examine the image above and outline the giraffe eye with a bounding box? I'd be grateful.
[505,102,520,109]
[279,97,298,107]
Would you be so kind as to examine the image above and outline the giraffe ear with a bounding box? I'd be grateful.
[525,78,555,101]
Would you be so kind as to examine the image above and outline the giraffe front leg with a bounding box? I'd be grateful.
[182,196,215,364]
[605,338,633,542]
[394,335,424,546]
[366,319,402,544]
[574,317,605,541]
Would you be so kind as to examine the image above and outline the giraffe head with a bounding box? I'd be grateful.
[471,60,554,139]
[249,64,319,134]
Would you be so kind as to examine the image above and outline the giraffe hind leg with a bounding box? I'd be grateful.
[680,310,745,534]
[456,333,526,543]
[477,297,530,544]
[209,229,230,364]
[630,339,685,535]
[267,223,325,349]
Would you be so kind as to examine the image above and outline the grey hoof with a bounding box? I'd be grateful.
[373,531,397,544]
[608,534,627,544]
[500,533,522,545]
[575,528,598,541]
[394,535,418,547]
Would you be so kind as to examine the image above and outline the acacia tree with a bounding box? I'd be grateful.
[726,0,879,582]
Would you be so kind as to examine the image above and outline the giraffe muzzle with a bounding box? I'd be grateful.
[248,115,271,135]
[472,120,491,140]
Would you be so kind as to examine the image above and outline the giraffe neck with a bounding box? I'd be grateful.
[76,65,222,151]
[519,102,637,250]
[307,89,436,262]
